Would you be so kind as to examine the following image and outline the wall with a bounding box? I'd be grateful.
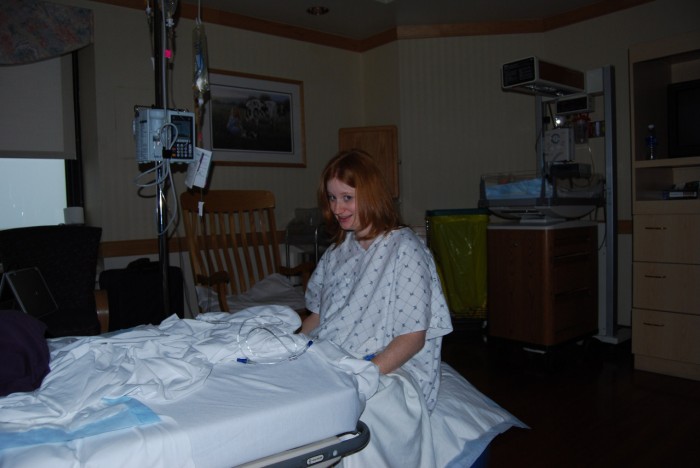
[53,0,700,322]
[64,0,700,233]
[64,0,364,244]
[360,0,700,226]
[360,0,700,328]
[394,33,545,223]
[55,0,366,316]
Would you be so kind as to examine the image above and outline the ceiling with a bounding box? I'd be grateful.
[179,0,628,41]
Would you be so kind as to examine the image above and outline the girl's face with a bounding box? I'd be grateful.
[327,177,365,234]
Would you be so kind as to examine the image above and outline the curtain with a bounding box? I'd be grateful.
[0,1,93,159]
[0,0,93,65]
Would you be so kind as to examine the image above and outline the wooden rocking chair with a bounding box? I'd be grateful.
[180,190,313,313]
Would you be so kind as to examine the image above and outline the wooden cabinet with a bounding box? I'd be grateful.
[631,213,700,380]
[487,222,598,347]
[633,309,700,379]
[630,31,700,381]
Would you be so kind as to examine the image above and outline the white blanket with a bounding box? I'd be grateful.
[0,307,374,468]
[1,306,308,431]
[196,273,306,313]
[1,307,525,468]
[431,363,527,467]
[341,363,527,468]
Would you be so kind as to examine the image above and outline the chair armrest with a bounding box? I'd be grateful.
[94,289,109,334]
[279,261,315,291]
[196,271,230,286]
[196,271,231,312]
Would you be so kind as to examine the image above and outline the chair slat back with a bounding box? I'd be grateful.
[181,190,282,311]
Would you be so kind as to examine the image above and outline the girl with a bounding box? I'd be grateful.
[301,150,452,411]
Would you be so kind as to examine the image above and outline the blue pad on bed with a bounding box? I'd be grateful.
[0,397,159,450]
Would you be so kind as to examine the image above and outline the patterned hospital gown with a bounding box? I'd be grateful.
[305,227,453,410]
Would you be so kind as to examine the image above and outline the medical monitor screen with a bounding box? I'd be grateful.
[171,114,193,140]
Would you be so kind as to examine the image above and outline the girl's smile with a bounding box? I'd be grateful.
[327,178,360,232]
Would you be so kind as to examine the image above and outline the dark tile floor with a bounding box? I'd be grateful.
[441,325,700,468]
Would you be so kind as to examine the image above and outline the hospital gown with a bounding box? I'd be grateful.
[305,227,452,410]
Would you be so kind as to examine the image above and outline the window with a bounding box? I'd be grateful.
[0,53,82,229]
[0,159,67,229]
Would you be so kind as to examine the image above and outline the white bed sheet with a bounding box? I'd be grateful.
[0,308,369,468]
[1,306,525,468]
[431,363,527,467]
[196,273,307,313]
[339,363,527,468]
[147,348,365,467]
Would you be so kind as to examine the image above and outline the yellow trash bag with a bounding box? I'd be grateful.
[426,210,488,319]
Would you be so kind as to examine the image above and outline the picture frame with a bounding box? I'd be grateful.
[202,69,306,167]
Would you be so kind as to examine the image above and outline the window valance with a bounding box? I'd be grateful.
[0,0,93,65]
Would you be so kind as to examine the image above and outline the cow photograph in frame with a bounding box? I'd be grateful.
[203,69,306,167]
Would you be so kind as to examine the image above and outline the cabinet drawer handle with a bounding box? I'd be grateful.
[643,274,667,279]
[643,226,667,231]
[642,321,665,327]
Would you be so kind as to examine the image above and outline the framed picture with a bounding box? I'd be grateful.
[203,69,306,167]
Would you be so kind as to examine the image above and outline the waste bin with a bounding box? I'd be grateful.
[425,209,489,319]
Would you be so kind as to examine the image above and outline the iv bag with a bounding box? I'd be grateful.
[192,22,210,102]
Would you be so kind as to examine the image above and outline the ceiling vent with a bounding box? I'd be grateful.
[502,57,585,97]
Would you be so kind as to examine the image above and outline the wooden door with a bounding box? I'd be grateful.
[339,125,399,198]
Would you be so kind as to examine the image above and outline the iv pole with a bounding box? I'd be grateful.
[153,0,170,315]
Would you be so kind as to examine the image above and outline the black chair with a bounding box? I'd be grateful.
[0,225,102,337]
[99,258,184,331]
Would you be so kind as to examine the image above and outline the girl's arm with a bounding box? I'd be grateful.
[300,312,320,335]
[371,330,426,374]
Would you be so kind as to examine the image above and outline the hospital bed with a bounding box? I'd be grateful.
[1,306,525,467]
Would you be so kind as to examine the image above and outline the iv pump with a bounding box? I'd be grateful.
[133,106,195,163]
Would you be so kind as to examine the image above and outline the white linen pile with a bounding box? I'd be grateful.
[1,304,526,468]
[1,305,307,432]
[0,306,372,467]
[339,363,527,468]
[196,273,307,313]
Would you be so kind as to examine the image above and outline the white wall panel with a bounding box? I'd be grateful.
[395,34,544,225]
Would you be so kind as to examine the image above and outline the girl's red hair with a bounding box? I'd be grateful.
[318,150,400,245]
